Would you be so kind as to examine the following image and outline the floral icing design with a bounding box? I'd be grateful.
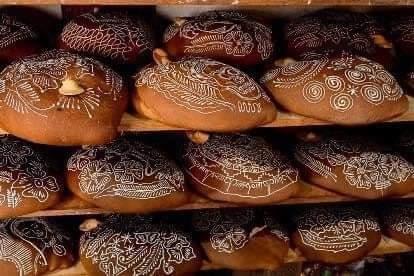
[0,14,37,50]
[164,11,272,61]
[294,207,380,253]
[294,137,414,192]
[0,218,69,276]
[80,221,196,276]
[0,135,60,209]
[61,13,153,63]
[262,54,403,113]
[136,58,271,115]
[184,134,298,199]
[67,138,184,199]
[0,50,123,119]
[383,205,414,236]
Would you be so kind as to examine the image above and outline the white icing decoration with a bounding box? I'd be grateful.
[384,205,414,236]
[164,12,272,61]
[0,50,123,119]
[184,134,298,199]
[0,218,69,276]
[61,13,153,62]
[80,221,196,276]
[67,138,184,199]
[0,14,37,50]
[263,211,289,242]
[295,207,380,253]
[0,135,60,208]
[294,137,414,191]
[192,209,253,253]
[261,54,403,113]
[391,16,414,44]
[136,58,271,114]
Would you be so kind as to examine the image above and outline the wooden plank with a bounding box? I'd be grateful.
[47,237,413,275]
[0,97,412,135]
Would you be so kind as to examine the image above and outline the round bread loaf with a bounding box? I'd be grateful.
[382,204,414,247]
[390,15,414,57]
[395,130,414,162]
[284,10,392,65]
[183,134,300,204]
[0,135,63,218]
[80,215,202,276]
[0,14,40,63]
[0,50,128,146]
[59,12,154,65]
[164,11,273,67]
[192,209,289,271]
[134,53,276,131]
[292,206,381,264]
[294,135,414,199]
[66,136,188,213]
[0,217,75,276]
[261,53,408,125]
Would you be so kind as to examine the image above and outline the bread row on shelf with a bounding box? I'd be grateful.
[3,203,414,276]
[0,128,412,218]
[0,9,412,145]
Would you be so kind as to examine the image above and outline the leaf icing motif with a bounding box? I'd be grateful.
[136,58,269,115]
[0,14,37,50]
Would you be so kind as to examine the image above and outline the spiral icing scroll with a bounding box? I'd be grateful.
[303,81,325,103]
[330,93,353,112]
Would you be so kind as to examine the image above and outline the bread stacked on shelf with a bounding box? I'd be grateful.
[0,217,75,275]
[66,136,189,213]
[192,208,289,270]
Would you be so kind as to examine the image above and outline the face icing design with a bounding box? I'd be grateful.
[184,134,298,198]
[295,208,380,253]
[0,50,123,119]
[61,13,153,62]
[0,14,37,50]
[261,54,403,112]
[0,135,60,208]
[0,218,69,276]
[67,138,184,199]
[80,223,196,276]
[136,58,271,114]
[294,137,414,191]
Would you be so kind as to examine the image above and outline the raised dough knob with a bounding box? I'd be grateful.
[372,34,393,49]
[274,57,297,67]
[186,131,210,144]
[58,79,85,96]
[79,218,102,232]
[153,48,171,65]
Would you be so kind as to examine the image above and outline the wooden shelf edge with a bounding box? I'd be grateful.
[0,98,412,135]
[47,237,413,275]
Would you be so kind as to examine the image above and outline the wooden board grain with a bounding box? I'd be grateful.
[47,237,413,275]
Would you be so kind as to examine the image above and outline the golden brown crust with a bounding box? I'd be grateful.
[134,57,276,131]
[294,135,414,199]
[163,11,273,67]
[0,135,63,218]
[292,206,381,264]
[261,53,408,125]
[66,136,189,213]
[183,134,300,204]
[0,50,128,146]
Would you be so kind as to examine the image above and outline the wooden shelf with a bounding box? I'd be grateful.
[20,183,414,218]
[0,98,412,135]
[47,237,413,276]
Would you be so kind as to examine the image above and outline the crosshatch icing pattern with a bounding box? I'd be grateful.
[136,58,272,115]
[67,138,184,200]
[184,134,299,198]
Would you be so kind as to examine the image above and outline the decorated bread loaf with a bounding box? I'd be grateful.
[382,204,414,247]
[0,217,75,276]
[261,53,408,125]
[183,134,300,204]
[395,129,414,162]
[294,134,414,199]
[0,50,128,146]
[0,14,40,63]
[66,136,188,213]
[80,215,202,276]
[284,10,392,65]
[59,12,154,65]
[164,11,273,67]
[404,66,414,95]
[134,50,276,131]
[390,15,414,57]
[0,135,63,218]
[192,208,289,270]
[292,206,381,264]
